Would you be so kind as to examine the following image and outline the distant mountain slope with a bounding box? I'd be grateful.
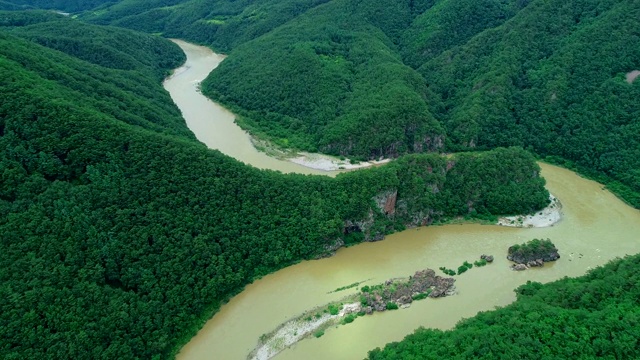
[82,0,332,52]
[0,0,114,11]
[419,0,640,205]
[4,12,184,81]
[201,0,446,157]
[0,11,189,137]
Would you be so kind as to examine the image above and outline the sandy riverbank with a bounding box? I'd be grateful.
[289,152,391,171]
[497,194,562,228]
[249,302,361,360]
[248,137,391,172]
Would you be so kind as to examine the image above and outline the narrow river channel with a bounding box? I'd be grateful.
[163,39,326,175]
[165,40,640,360]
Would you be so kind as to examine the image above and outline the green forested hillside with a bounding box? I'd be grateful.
[201,0,447,157]
[0,0,114,11]
[84,0,640,207]
[368,254,640,359]
[2,11,184,80]
[0,15,549,359]
[0,12,188,137]
[420,0,640,206]
[82,0,332,51]
[2,1,638,359]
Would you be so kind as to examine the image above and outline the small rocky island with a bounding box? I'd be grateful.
[249,269,455,360]
[360,269,456,312]
[508,238,560,270]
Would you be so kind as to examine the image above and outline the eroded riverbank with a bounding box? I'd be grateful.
[497,194,562,228]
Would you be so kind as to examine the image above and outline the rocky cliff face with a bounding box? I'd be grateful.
[343,213,385,242]
[412,134,444,153]
[374,190,397,216]
[316,237,345,259]
[342,187,436,243]
[340,191,398,243]
[336,148,549,252]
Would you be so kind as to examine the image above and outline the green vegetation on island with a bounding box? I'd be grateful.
[439,257,490,276]
[508,238,560,265]
[328,280,369,294]
[251,268,455,359]
[360,269,454,310]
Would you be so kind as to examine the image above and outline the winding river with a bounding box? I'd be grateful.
[165,40,640,359]
[163,40,326,175]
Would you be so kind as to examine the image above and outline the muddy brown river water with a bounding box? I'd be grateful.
[165,40,640,360]
[163,40,325,175]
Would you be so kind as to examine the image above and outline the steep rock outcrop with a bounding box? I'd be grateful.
[374,190,397,215]
[343,209,384,242]
[316,238,345,259]
[338,148,549,252]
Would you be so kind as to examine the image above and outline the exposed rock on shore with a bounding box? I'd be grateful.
[512,263,527,271]
[248,268,455,360]
[289,152,391,171]
[497,194,562,228]
[361,269,456,310]
[316,237,345,258]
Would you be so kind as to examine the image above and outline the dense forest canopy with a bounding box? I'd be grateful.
[368,254,640,359]
[2,2,639,359]
[82,0,640,208]
[0,13,551,359]
[2,11,185,81]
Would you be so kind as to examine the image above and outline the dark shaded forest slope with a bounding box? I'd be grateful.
[0,0,113,11]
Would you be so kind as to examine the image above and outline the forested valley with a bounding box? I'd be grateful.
[82,0,640,208]
[2,1,640,359]
[0,11,553,359]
